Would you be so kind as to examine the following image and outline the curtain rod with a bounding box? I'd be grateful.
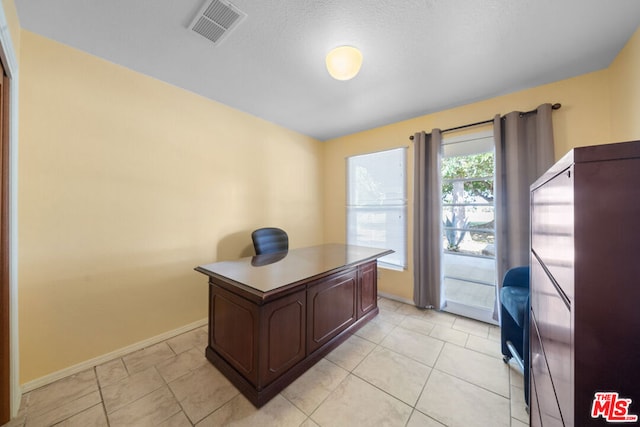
[409,103,561,140]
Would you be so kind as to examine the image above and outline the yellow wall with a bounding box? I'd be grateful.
[324,26,640,302]
[609,27,640,142]
[18,31,324,382]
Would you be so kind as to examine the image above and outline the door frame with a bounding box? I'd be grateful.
[0,61,10,424]
[0,3,20,421]
[440,130,498,325]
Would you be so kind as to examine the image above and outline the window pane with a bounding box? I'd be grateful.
[347,148,406,206]
[347,206,406,268]
[442,179,494,205]
[443,135,494,158]
[346,148,407,269]
[442,152,494,181]
[442,205,495,256]
[441,150,495,257]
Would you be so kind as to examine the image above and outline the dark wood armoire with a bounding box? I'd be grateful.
[529,140,640,426]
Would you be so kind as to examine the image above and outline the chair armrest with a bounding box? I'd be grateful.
[502,266,530,289]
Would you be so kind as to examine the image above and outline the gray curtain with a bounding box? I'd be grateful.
[413,130,443,309]
[493,103,555,319]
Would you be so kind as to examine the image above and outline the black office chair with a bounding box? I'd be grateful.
[500,265,530,406]
[251,227,288,255]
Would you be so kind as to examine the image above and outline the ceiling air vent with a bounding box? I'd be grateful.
[189,0,247,45]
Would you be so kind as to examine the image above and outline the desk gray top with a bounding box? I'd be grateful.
[195,243,392,294]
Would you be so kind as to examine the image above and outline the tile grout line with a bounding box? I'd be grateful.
[356,327,446,423]
[299,358,354,425]
[162,368,193,426]
[100,344,188,425]
[21,373,103,426]
[409,343,443,426]
[94,365,112,427]
[153,366,188,427]
[153,342,205,426]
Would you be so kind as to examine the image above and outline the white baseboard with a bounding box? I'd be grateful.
[21,318,208,393]
[378,291,414,306]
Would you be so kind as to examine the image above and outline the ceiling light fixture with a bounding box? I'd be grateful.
[325,46,363,81]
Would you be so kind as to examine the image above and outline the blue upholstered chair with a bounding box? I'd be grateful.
[251,227,288,255]
[500,266,530,405]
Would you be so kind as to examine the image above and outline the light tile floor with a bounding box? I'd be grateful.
[4,297,529,427]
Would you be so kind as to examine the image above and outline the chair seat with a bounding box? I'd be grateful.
[500,286,528,327]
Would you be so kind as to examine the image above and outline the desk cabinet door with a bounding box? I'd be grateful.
[307,269,357,353]
[259,290,306,386]
[357,261,377,318]
[210,284,259,385]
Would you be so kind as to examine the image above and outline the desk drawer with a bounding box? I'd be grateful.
[531,256,572,426]
[530,313,564,426]
[531,166,574,302]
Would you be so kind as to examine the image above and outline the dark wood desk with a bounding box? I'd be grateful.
[195,244,392,407]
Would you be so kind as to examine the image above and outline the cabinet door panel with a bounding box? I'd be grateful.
[358,262,377,318]
[210,284,258,385]
[259,290,306,386]
[307,269,357,353]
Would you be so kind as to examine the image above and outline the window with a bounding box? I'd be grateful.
[347,147,407,270]
[441,137,495,257]
[440,131,497,323]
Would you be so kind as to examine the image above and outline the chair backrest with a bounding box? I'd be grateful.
[251,227,289,255]
[502,266,530,289]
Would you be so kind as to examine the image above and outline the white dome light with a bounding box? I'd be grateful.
[326,46,363,81]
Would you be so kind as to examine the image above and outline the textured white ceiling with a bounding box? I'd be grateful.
[14,0,640,140]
